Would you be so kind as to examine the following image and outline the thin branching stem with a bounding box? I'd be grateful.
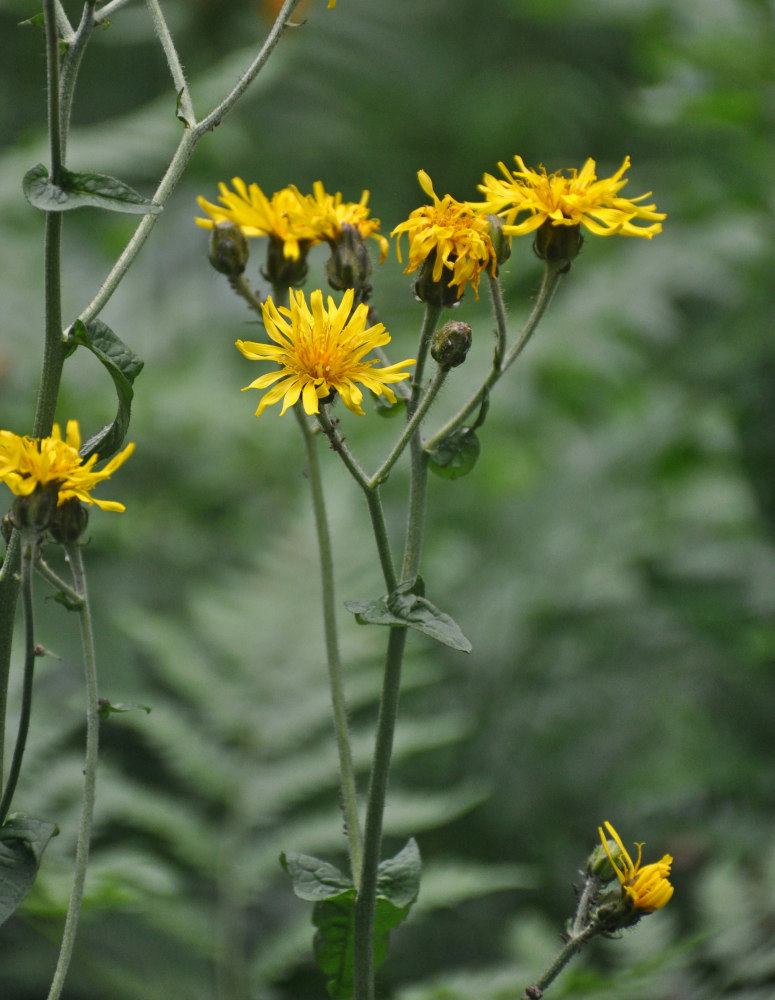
[295,406,363,885]
[423,266,562,455]
[79,0,305,327]
[146,0,196,126]
[46,542,100,1000]
[59,3,96,162]
[0,533,39,826]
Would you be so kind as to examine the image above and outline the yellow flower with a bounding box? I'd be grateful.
[599,820,674,913]
[236,287,414,416]
[476,156,665,239]
[302,181,389,263]
[0,421,134,512]
[196,179,320,261]
[391,170,497,299]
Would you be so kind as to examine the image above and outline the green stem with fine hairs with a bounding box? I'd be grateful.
[423,265,562,455]
[46,542,100,1000]
[295,406,363,885]
[48,542,99,1000]
[0,533,39,826]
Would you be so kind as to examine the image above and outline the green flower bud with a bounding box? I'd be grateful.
[431,321,473,370]
[208,221,249,276]
[585,840,621,882]
[533,220,584,272]
[413,251,462,308]
[486,214,511,267]
[326,224,373,293]
[262,236,311,288]
[49,497,89,543]
[10,484,58,533]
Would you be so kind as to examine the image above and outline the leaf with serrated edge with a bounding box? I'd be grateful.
[281,852,353,902]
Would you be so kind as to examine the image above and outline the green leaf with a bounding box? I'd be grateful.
[68,319,144,461]
[97,699,152,719]
[18,13,45,27]
[22,163,162,215]
[292,840,420,999]
[281,852,353,902]
[427,426,481,480]
[374,394,407,418]
[345,579,472,653]
[0,816,58,927]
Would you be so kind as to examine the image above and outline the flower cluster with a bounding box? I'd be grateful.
[0,421,133,514]
[236,287,414,417]
[598,820,674,913]
[196,179,387,263]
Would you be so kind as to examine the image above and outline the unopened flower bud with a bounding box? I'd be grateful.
[586,840,620,882]
[431,321,473,369]
[533,221,584,272]
[263,236,310,288]
[11,485,58,533]
[486,214,511,267]
[326,224,373,293]
[208,221,249,276]
[413,251,462,308]
[49,497,89,543]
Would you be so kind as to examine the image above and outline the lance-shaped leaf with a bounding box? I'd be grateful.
[345,578,472,653]
[68,319,144,462]
[283,841,421,1000]
[0,816,58,927]
[23,163,161,215]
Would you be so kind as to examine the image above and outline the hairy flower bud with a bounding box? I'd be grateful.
[326,224,373,293]
[49,497,89,543]
[208,221,249,276]
[413,251,462,308]
[533,220,584,272]
[263,236,311,288]
[486,214,511,267]
[431,321,473,369]
[10,485,58,533]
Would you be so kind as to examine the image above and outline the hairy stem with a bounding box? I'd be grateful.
[46,542,100,1000]
[0,534,38,826]
[295,406,363,885]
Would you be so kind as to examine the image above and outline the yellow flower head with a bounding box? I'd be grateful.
[0,421,134,513]
[236,287,414,417]
[391,171,497,299]
[476,156,665,239]
[599,820,674,913]
[196,179,320,261]
[301,181,389,263]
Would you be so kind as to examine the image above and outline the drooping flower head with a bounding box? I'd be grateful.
[476,156,665,239]
[598,820,674,913]
[236,287,414,416]
[0,421,134,513]
[391,171,498,301]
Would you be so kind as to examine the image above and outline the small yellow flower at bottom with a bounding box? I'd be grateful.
[236,288,414,417]
[599,820,674,913]
[0,421,133,513]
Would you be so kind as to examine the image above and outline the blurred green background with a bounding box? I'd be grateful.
[2,0,775,997]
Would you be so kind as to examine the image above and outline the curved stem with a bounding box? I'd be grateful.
[295,406,363,885]
[0,533,39,826]
[424,266,562,455]
[46,541,100,1000]
[522,921,599,998]
[59,3,96,163]
[146,0,196,127]
[316,408,398,594]
[368,368,447,488]
[353,624,407,1000]
[78,0,304,327]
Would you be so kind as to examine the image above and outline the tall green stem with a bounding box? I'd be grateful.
[353,624,407,1000]
[46,542,100,1000]
[0,533,39,825]
[295,407,363,884]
